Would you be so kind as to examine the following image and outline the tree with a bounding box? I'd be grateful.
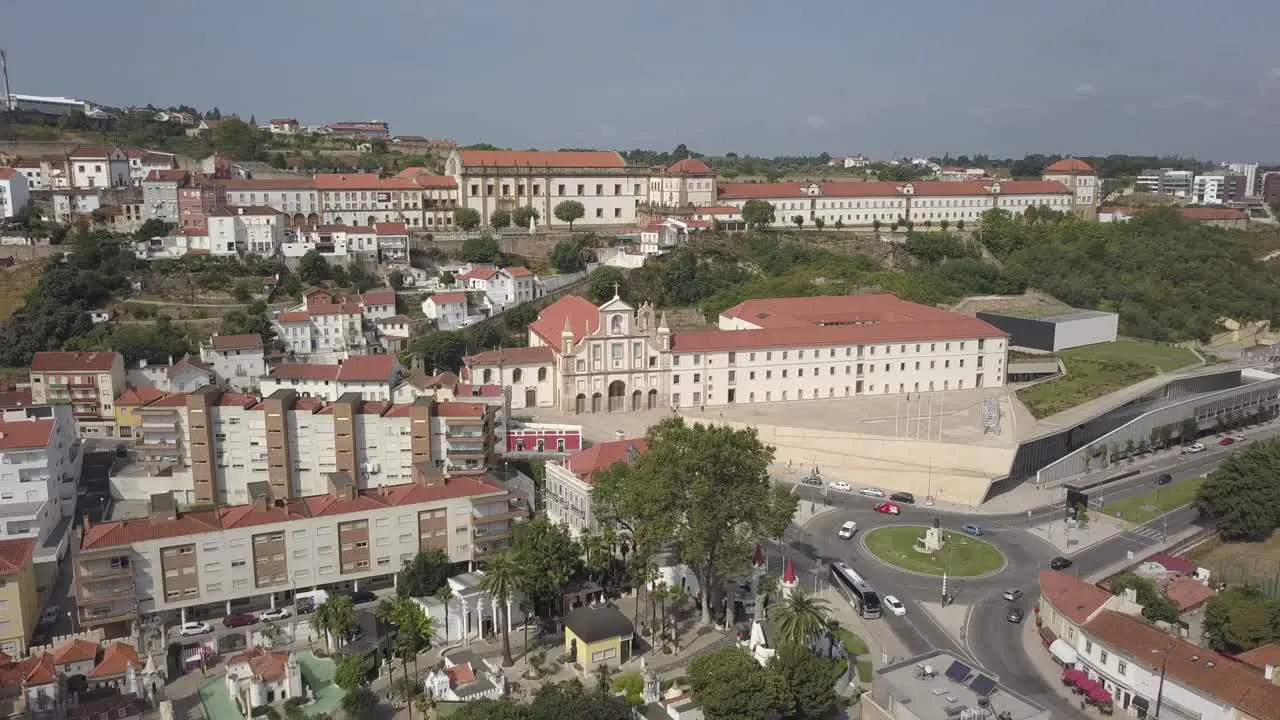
[210,118,265,161]
[231,281,253,303]
[270,152,288,170]
[510,516,581,620]
[410,331,469,373]
[297,249,329,284]
[512,206,540,229]
[872,218,882,234]
[1203,586,1279,653]
[1180,418,1200,443]
[792,215,804,229]
[313,595,355,651]
[688,647,780,720]
[554,201,585,231]
[1195,439,1280,540]
[388,269,406,290]
[957,219,965,231]
[435,584,456,643]
[813,217,825,230]
[490,209,513,229]
[133,219,173,242]
[1108,572,1180,624]
[940,219,950,231]
[339,686,378,720]
[334,654,368,691]
[478,551,523,667]
[460,235,502,264]
[594,662,614,695]
[771,642,844,720]
[773,589,832,647]
[551,235,596,273]
[741,200,775,229]
[592,418,798,625]
[261,622,281,644]
[395,548,453,598]
[587,266,627,304]
[455,207,482,231]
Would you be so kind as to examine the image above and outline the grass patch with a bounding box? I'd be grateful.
[1185,534,1280,598]
[830,626,870,655]
[0,261,44,321]
[1062,339,1200,373]
[856,660,874,682]
[863,527,1005,577]
[1104,476,1206,524]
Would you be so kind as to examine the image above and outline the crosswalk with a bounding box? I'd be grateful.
[1126,525,1165,541]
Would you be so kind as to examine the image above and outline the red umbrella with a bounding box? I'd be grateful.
[1089,686,1113,704]
[1062,669,1082,685]
[1077,678,1099,694]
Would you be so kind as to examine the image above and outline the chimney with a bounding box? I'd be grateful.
[1266,664,1275,682]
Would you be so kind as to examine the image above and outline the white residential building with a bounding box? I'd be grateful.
[1136,168,1194,197]
[13,160,43,190]
[544,438,645,536]
[446,149,651,228]
[423,648,508,701]
[49,189,102,224]
[258,355,401,402]
[281,225,378,263]
[272,289,369,362]
[454,266,541,314]
[66,146,131,190]
[225,648,303,708]
[199,334,268,392]
[0,168,31,219]
[315,173,429,228]
[221,178,322,228]
[128,356,217,393]
[125,150,178,185]
[1192,174,1226,205]
[1225,162,1259,197]
[0,404,82,564]
[646,159,717,209]
[422,292,478,331]
[375,222,409,264]
[639,217,711,256]
[206,206,286,257]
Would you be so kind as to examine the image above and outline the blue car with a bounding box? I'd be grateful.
[961,524,984,537]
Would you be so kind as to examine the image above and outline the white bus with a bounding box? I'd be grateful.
[829,561,882,618]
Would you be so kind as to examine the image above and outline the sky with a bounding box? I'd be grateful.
[8,0,1280,161]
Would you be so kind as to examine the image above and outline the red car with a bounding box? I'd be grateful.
[223,613,258,628]
[1219,437,1235,446]
[874,502,901,515]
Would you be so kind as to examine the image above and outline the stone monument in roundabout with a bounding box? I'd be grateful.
[914,517,945,554]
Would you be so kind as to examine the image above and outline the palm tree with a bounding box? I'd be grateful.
[582,533,609,585]
[261,622,281,645]
[594,662,615,695]
[434,585,455,644]
[478,551,522,667]
[774,589,832,648]
[318,595,355,650]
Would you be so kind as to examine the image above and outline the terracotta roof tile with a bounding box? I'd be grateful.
[0,419,55,450]
[1045,158,1095,173]
[228,647,290,683]
[219,177,316,191]
[0,390,34,408]
[1039,570,1112,624]
[667,158,713,174]
[336,355,397,382]
[0,538,36,574]
[1237,642,1280,670]
[276,311,311,323]
[115,387,168,406]
[314,173,382,190]
[453,384,504,398]
[88,642,142,678]
[373,222,408,235]
[144,169,187,182]
[361,290,397,306]
[269,363,340,381]
[717,179,1071,200]
[31,351,119,372]
[427,292,469,304]
[504,266,534,277]
[1086,610,1280,717]
[465,346,555,366]
[446,663,476,687]
[459,149,626,169]
[209,333,264,351]
[564,438,648,484]
[434,402,488,419]
[1163,575,1216,611]
[53,638,100,665]
[529,295,600,346]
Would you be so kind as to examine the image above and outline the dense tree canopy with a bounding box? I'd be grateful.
[510,516,582,618]
[592,417,797,624]
[1203,586,1280,653]
[449,679,631,720]
[1195,439,1280,540]
[688,647,783,720]
[550,234,598,273]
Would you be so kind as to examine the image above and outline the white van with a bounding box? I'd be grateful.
[838,521,858,539]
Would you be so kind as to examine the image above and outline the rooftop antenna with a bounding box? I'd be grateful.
[0,48,12,111]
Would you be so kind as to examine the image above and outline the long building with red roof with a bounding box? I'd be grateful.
[464,291,1008,413]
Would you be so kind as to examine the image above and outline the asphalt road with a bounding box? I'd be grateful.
[779,451,1225,719]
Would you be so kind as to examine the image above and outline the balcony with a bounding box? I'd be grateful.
[473,540,511,556]
[473,509,525,524]
[446,428,485,439]
[78,601,137,626]
[135,441,182,455]
[76,561,134,580]
[448,449,488,461]
[77,581,135,602]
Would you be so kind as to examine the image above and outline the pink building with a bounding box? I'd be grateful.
[177,177,227,231]
[505,422,582,455]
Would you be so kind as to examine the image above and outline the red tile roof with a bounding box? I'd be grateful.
[219,177,316,191]
[88,642,142,678]
[1086,610,1280,717]
[0,390,33,408]
[667,158,713,174]
[717,179,1071,200]
[457,266,499,282]
[1144,552,1199,575]
[409,174,458,189]
[144,169,187,183]
[336,355,397,382]
[0,168,19,180]
[116,387,168,406]
[314,173,382,190]
[208,205,281,217]
[361,290,397,306]
[373,222,408,235]
[446,662,476,687]
[427,292,469,304]
[464,346,555,366]
[1163,575,1216,611]
[458,150,626,169]
[401,372,459,391]
[53,638,100,665]
[1039,570,1111,624]
[529,295,600,346]
[83,474,506,549]
[505,266,534,277]
[694,206,741,216]
[434,402,488,418]
[270,118,297,125]
[276,312,311,323]
[1045,158,1095,174]
[209,333,264,351]
[453,384,504,398]
[564,438,648,484]
[31,351,119,372]
[0,537,36,574]
[1237,642,1280,670]
[672,294,1006,352]
[67,145,121,159]
[0,419,55,450]
[269,363,339,381]
[0,652,57,685]
[228,647,290,682]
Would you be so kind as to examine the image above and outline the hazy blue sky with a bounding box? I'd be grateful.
[8,0,1280,160]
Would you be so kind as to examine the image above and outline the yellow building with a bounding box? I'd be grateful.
[563,604,634,668]
[114,387,167,440]
[0,538,39,654]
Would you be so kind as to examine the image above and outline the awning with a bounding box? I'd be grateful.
[1089,686,1113,704]
[1077,679,1099,694]
[1049,638,1078,665]
[1063,668,1084,685]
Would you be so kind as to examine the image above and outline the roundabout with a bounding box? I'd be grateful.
[860,525,1007,578]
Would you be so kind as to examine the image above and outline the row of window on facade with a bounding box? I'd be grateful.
[469,182,643,198]
[480,367,548,383]
[670,356,993,384]
[671,340,991,368]
[669,376,988,406]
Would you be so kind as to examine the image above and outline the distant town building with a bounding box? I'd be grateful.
[0,168,31,219]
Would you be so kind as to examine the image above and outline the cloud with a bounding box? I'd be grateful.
[1073,82,1096,97]
[804,113,828,131]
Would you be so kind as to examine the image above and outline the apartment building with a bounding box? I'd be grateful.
[199,334,268,392]
[544,438,646,536]
[258,355,401,402]
[393,169,460,228]
[463,293,1008,414]
[1136,168,1195,197]
[13,159,43,190]
[0,538,39,654]
[177,178,228,231]
[717,179,1074,227]
[281,224,378,264]
[324,122,390,139]
[204,206,285,256]
[125,150,178,185]
[422,292,478,331]
[141,170,186,224]
[0,168,31,219]
[29,352,127,437]
[272,289,367,361]
[0,403,81,568]
[221,178,321,227]
[446,150,651,229]
[119,388,504,507]
[76,462,520,630]
[374,222,409,264]
[316,174,427,228]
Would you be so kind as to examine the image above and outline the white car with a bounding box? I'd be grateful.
[1232,434,1246,442]
[838,521,858,539]
[40,607,60,625]
[179,621,213,637]
[828,481,852,492]
[259,608,290,622]
[858,487,886,499]
[1185,443,1206,454]
[884,596,907,616]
